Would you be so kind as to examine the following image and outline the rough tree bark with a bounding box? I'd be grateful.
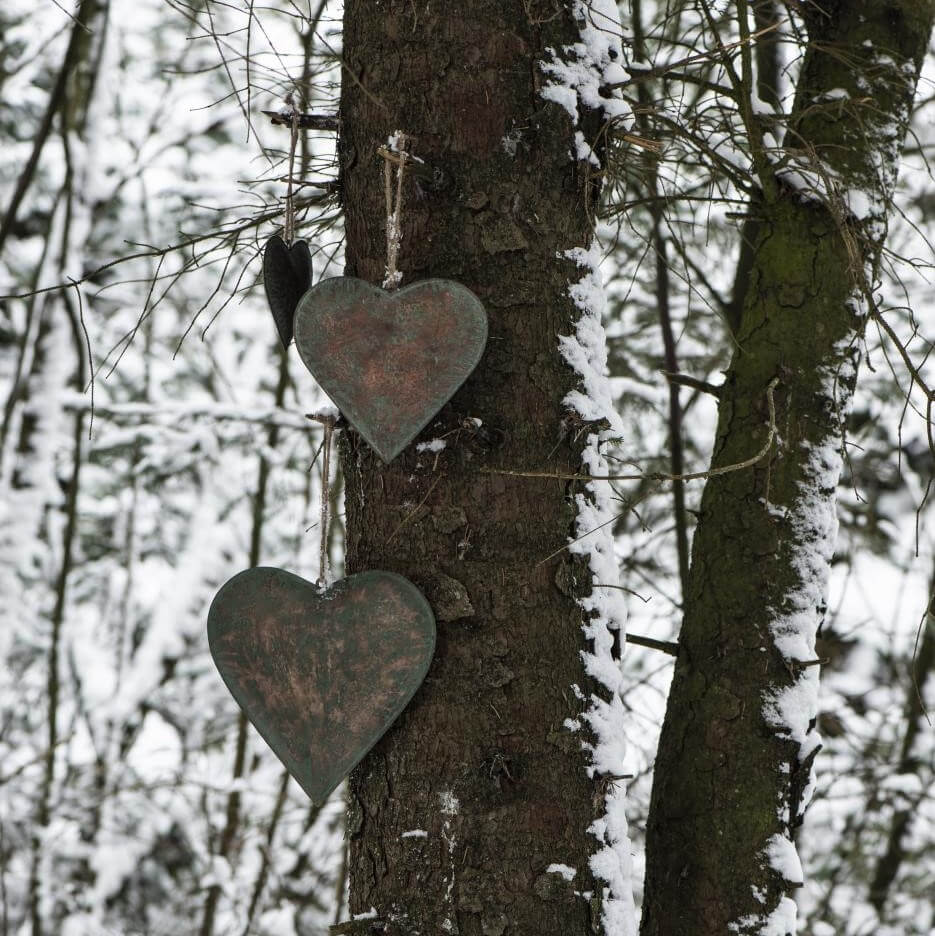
[641,3,934,935]
[338,2,623,933]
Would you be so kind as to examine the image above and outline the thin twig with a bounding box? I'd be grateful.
[870,306,935,402]
[62,395,315,430]
[263,110,339,131]
[315,30,388,112]
[68,278,94,438]
[49,0,92,31]
[0,194,330,302]
[612,21,780,88]
[663,370,723,398]
[537,483,662,565]
[595,582,652,603]
[491,378,779,484]
[626,632,680,656]
[388,475,442,543]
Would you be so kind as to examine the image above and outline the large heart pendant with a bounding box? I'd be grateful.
[294,277,487,462]
[208,567,436,804]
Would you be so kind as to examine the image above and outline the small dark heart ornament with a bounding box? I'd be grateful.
[294,277,488,462]
[208,567,435,804]
[263,235,313,348]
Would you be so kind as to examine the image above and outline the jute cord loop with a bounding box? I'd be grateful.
[378,132,412,290]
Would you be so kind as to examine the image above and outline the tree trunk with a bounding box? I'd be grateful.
[641,4,934,935]
[339,2,628,933]
[868,568,935,916]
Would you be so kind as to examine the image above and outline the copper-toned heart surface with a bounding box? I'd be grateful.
[208,567,435,804]
[294,277,487,462]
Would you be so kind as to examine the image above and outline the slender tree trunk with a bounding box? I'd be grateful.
[868,575,935,916]
[641,4,934,934]
[240,769,291,936]
[0,817,9,936]
[632,0,689,601]
[27,411,83,936]
[200,347,290,936]
[0,0,105,255]
[22,3,110,925]
[339,2,624,933]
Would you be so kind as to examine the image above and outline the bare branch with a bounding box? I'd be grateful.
[488,378,778,484]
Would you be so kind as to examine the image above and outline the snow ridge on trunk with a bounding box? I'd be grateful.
[560,243,636,936]
[543,4,636,933]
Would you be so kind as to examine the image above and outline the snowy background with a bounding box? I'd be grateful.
[0,1,933,934]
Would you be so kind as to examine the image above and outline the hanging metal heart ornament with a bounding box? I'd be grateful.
[208,567,436,804]
[263,235,312,348]
[293,277,488,462]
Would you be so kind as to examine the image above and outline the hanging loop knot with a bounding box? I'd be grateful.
[377,131,413,290]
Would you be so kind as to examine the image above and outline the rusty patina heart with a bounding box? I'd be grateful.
[208,567,435,804]
[294,277,487,462]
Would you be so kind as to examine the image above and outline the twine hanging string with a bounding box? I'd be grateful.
[318,418,333,585]
[299,133,414,582]
[377,132,412,290]
[306,411,338,586]
[283,94,300,245]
